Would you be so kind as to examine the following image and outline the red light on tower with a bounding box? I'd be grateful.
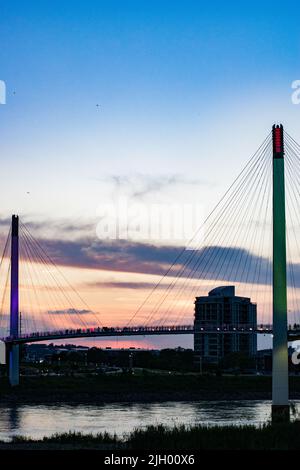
[275,127,281,153]
[272,124,284,158]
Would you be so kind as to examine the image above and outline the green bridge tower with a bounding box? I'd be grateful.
[272,124,289,422]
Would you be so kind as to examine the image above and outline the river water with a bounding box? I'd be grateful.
[0,400,297,442]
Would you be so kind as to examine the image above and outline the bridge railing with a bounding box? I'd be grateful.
[196,323,270,331]
[4,322,300,343]
[4,324,194,341]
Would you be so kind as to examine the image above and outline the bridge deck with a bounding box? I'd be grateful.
[2,324,300,344]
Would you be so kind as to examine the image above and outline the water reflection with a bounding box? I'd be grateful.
[0,407,21,437]
[0,400,284,442]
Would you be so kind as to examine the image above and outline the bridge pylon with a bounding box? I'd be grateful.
[272,125,289,422]
[8,215,19,386]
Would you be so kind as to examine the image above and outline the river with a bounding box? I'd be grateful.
[0,400,297,442]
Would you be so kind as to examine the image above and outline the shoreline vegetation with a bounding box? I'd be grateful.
[2,374,300,404]
[2,422,300,450]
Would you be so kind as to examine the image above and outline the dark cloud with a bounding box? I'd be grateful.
[39,238,300,289]
[40,238,183,277]
[20,218,94,237]
[1,211,300,288]
[48,308,92,315]
[88,281,167,290]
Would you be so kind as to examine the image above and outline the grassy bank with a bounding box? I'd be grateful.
[2,374,300,404]
[0,374,272,403]
[3,421,300,450]
[0,374,291,403]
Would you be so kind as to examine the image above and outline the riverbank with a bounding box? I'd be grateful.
[1,421,300,450]
[1,374,300,404]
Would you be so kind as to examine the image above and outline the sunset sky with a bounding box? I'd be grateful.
[1,0,300,349]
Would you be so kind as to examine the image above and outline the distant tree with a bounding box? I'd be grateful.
[87,347,106,364]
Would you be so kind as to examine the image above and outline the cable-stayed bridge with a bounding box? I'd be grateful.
[11,325,300,345]
[1,124,300,421]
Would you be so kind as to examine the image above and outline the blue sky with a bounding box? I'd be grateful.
[0,1,299,348]
[1,1,299,199]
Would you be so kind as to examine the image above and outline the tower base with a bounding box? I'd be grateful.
[8,344,19,387]
[271,404,290,423]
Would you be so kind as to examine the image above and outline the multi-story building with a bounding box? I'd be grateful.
[194,286,257,364]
